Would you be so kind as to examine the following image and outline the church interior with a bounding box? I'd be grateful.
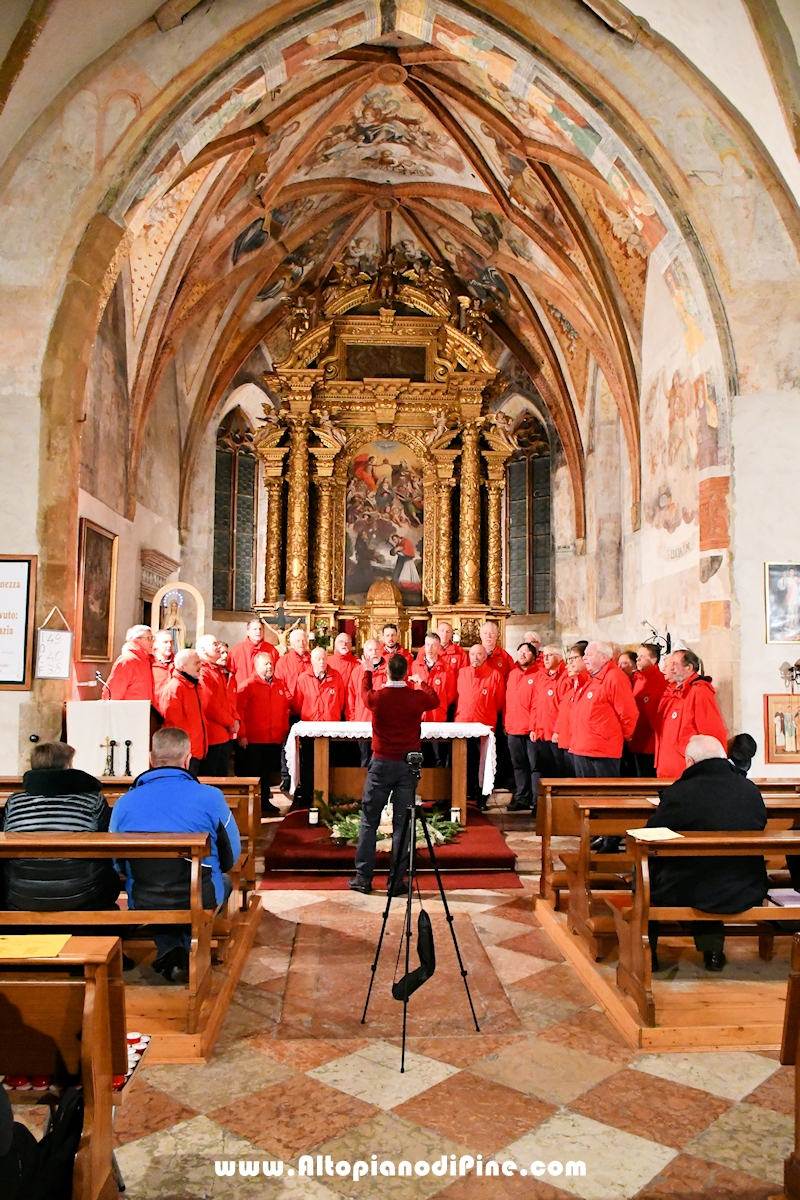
[2,0,800,1196]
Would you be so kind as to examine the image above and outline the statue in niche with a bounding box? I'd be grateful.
[162,594,187,652]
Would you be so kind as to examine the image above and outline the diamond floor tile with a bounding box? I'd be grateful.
[308,1039,459,1109]
[631,1051,779,1101]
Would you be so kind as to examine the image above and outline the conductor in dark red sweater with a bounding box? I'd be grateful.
[350,654,439,895]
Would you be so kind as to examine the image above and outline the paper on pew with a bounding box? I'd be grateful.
[626,827,684,841]
[0,934,71,958]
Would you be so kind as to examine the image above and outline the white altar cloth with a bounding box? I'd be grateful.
[285,721,496,796]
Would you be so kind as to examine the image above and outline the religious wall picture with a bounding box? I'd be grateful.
[765,694,800,763]
[0,555,36,689]
[344,440,424,606]
[76,519,118,661]
[766,563,800,643]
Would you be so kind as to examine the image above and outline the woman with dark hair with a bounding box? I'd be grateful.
[1,742,120,911]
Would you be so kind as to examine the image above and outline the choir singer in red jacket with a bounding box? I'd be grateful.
[349,654,438,896]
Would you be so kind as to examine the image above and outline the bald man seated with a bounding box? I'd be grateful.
[646,734,768,973]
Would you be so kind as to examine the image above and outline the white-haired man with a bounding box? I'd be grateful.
[196,634,239,776]
[161,648,206,773]
[327,631,360,689]
[275,627,311,791]
[228,617,278,690]
[152,629,175,715]
[646,734,768,973]
[107,625,155,702]
[569,641,638,777]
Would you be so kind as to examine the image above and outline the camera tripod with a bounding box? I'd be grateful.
[361,752,480,1071]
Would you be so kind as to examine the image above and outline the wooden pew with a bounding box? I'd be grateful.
[608,830,800,1025]
[537,777,800,909]
[0,776,262,901]
[777,934,800,1200]
[0,935,127,1200]
[566,793,800,961]
[0,832,212,1033]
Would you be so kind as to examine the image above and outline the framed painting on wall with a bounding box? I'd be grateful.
[76,519,118,661]
[764,694,800,764]
[0,555,37,689]
[765,563,800,643]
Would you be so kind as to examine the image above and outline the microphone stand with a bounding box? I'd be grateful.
[361,751,480,1071]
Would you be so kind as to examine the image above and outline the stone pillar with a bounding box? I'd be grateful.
[264,477,284,604]
[484,477,504,609]
[458,422,482,604]
[285,414,310,603]
[314,476,333,604]
[437,479,453,605]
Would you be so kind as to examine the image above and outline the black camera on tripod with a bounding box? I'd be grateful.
[405,750,424,783]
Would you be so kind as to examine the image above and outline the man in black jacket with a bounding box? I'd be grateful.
[646,734,767,972]
[1,741,120,911]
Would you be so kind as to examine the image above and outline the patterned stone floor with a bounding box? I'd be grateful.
[35,875,786,1200]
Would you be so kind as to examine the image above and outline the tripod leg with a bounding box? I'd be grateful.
[419,807,481,1032]
[361,802,411,1025]
[401,801,417,1073]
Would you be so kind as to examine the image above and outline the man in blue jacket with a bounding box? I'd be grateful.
[110,726,240,982]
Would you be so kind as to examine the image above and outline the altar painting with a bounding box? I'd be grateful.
[345,441,424,606]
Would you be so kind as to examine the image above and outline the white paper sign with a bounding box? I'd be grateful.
[0,559,32,685]
[35,629,73,679]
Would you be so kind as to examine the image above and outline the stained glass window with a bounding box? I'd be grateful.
[506,414,551,616]
[213,408,257,611]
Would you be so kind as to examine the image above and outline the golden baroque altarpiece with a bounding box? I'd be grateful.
[253,259,518,647]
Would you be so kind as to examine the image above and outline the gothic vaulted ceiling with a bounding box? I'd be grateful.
[109,2,712,538]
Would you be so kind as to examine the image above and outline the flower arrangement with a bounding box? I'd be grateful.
[314,793,462,849]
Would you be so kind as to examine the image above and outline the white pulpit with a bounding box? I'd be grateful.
[66,700,151,779]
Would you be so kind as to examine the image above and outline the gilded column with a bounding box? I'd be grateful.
[437,479,453,605]
[485,478,504,608]
[285,414,310,603]
[423,473,438,605]
[315,477,333,604]
[458,422,482,603]
[264,477,284,604]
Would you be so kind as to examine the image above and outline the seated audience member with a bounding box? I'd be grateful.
[505,642,540,811]
[106,625,155,701]
[229,618,278,690]
[628,643,668,777]
[110,727,240,981]
[454,643,506,808]
[1,741,120,911]
[151,629,175,715]
[533,645,570,778]
[162,649,207,774]
[237,652,290,816]
[728,732,757,776]
[196,634,239,776]
[646,734,767,972]
[655,649,728,778]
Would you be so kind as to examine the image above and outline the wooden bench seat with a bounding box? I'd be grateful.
[0,775,262,901]
[0,934,127,1200]
[0,831,213,1033]
[609,830,800,1025]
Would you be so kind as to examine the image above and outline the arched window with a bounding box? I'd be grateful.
[506,413,551,616]
[213,407,257,612]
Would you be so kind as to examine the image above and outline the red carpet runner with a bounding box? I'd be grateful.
[261,806,521,890]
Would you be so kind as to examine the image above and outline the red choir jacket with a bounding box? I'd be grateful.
[162,671,207,761]
[198,661,239,747]
[504,664,540,735]
[655,675,728,778]
[454,663,505,725]
[411,652,456,722]
[293,668,346,721]
[534,663,570,741]
[107,642,154,703]
[237,676,291,744]
[554,671,590,753]
[326,651,360,690]
[274,649,311,713]
[380,644,415,670]
[484,645,515,680]
[228,638,278,690]
[152,659,174,715]
[570,659,638,759]
[440,642,468,673]
[629,665,668,755]
[348,661,387,720]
